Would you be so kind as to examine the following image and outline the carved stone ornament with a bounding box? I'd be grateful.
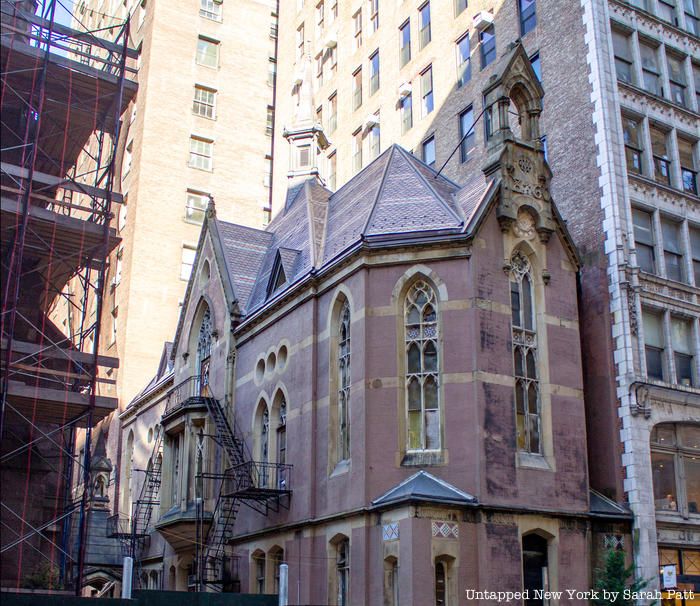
[513,208,536,240]
[632,385,652,418]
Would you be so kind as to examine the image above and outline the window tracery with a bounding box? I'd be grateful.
[510,252,540,454]
[404,280,440,451]
[338,300,351,461]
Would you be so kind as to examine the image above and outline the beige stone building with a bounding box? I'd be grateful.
[77,0,279,406]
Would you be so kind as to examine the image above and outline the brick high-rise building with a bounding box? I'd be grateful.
[272,0,699,592]
[76,0,280,407]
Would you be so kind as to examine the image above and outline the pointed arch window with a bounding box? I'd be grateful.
[196,307,212,395]
[261,407,270,486]
[510,252,540,454]
[405,281,440,451]
[338,300,351,461]
[336,538,350,606]
[277,396,288,489]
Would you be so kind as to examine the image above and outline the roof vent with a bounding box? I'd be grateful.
[473,11,494,31]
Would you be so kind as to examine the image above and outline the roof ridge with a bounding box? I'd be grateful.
[216,218,272,237]
[395,146,463,226]
[360,145,397,236]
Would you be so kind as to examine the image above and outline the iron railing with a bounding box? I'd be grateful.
[163,374,211,417]
[224,461,292,496]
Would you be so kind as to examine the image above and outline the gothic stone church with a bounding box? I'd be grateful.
[112,44,628,604]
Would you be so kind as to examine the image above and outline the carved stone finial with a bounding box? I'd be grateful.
[206,195,216,219]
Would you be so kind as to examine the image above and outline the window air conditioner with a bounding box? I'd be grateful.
[364,114,380,129]
[398,82,412,98]
[473,11,494,31]
[324,32,337,48]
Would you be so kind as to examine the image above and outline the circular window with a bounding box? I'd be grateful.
[277,345,288,371]
[255,358,265,384]
[266,352,277,375]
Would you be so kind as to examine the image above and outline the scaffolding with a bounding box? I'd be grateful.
[0,0,137,593]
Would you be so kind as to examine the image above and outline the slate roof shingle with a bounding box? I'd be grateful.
[215,144,495,319]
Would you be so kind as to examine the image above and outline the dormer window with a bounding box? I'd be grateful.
[268,252,288,297]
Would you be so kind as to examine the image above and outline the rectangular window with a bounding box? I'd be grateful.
[658,0,677,24]
[189,136,213,171]
[422,136,435,167]
[661,217,684,282]
[266,106,274,136]
[400,94,413,134]
[691,225,700,285]
[459,106,475,162]
[297,23,305,59]
[354,9,363,50]
[686,0,700,36]
[480,25,496,69]
[667,52,687,106]
[455,0,467,16]
[643,309,665,380]
[369,115,380,159]
[519,0,536,35]
[328,151,337,190]
[530,52,541,82]
[200,0,221,21]
[639,41,660,95]
[622,115,643,175]
[694,63,700,110]
[650,127,671,186]
[421,66,433,117]
[268,58,277,86]
[185,190,208,224]
[264,156,272,188]
[671,317,694,386]
[456,33,471,87]
[633,208,656,273]
[329,0,338,24]
[369,0,379,32]
[399,20,411,68]
[316,52,324,86]
[353,128,363,172]
[369,50,380,95]
[123,140,133,176]
[180,245,197,281]
[316,1,324,35]
[679,138,698,195]
[196,37,219,68]
[329,45,337,74]
[612,29,634,85]
[652,451,678,510]
[419,2,431,49]
[353,67,363,110]
[329,93,337,133]
[193,85,216,119]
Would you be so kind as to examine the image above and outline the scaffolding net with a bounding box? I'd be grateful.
[1,0,136,593]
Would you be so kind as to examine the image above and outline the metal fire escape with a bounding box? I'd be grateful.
[107,430,162,588]
[161,376,292,592]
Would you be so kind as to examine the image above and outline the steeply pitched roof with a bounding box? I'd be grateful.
[371,470,477,508]
[589,490,632,519]
[216,221,273,314]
